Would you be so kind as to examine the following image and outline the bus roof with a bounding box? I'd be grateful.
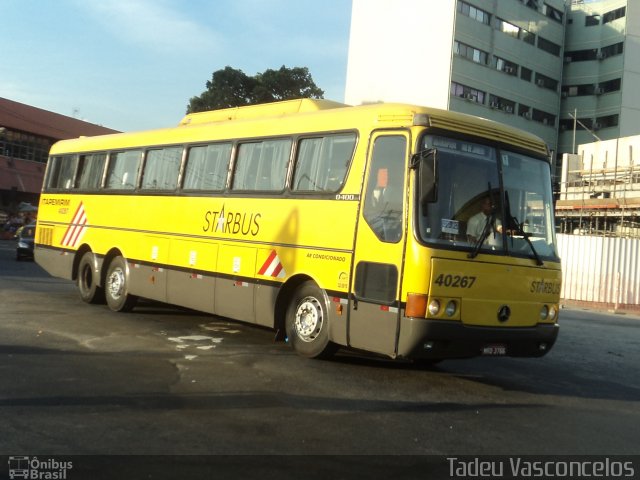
[178,98,348,126]
[49,100,549,157]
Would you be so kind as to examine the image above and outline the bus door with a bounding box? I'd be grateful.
[349,132,409,356]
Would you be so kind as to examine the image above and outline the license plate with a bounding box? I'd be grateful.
[482,344,507,356]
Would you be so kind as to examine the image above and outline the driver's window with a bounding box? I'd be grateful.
[363,135,406,243]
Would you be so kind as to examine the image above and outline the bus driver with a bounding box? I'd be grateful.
[466,195,502,246]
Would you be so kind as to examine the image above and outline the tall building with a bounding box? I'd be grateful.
[346,0,566,160]
[560,0,640,154]
[345,0,639,180]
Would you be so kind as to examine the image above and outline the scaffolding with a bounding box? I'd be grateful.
[556,137,640,237]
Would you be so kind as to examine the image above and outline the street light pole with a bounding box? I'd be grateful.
[568,110,602,145]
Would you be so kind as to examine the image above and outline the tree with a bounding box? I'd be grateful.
[187,65,324,113]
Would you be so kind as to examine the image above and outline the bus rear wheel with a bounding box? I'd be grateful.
[105,256,138,312]
[77,252,105,304]
[285,281,338,359]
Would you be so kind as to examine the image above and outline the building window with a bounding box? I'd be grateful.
[523,0,539,13]
[457,0,491,25]
[560,117,593,132]
[562,84,596,97]
[595,114,619,129]
[494,17,520,38]
[585,15,600,26]
[537,36,561,56]
[532,109,556,127]
[597,78,621,94]
[493,56,518,75]
[451,82,485,104]
[454,40,488,65]
[603,6,625,24]
[519,104,532,119]
[0,128,52,163]
[520,67,533,82]
[543,3,563,23]
[601,42,624,59]
[520,28,536,45]
[535,73,559,91]
[488,94,515,114]
[565,49,598,62]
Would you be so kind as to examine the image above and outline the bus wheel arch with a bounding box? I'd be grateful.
[102,250,138,312]
[75,247,105,304]
[281,277,338,359]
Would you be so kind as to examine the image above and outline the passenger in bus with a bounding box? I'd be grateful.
[466,195,502,246]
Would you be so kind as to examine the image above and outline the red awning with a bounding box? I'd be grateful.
[0,157,45,193]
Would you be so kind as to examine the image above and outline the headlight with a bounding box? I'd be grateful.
[540,305,549,320]
[445,300,457,317]
[18,241,29,248]
[428,299,440,316]
[548,305,557,320]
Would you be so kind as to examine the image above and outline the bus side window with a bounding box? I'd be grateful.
[105,150,142,190]
[45,155,78,191]
[363,136,406,243]
[293,133,356,192]
[44,156,63,190]
[232,139,291,191]
[76,153,107,190]
[183,143,231,191]
[141,147,182,190]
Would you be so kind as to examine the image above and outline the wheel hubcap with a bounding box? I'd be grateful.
[81,265,92,288]
[294,296,323,342]
[108,267,125,300]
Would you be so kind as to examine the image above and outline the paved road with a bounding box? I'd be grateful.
[0,239,639,475]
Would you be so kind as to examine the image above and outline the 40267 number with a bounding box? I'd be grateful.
[434,274,477,288]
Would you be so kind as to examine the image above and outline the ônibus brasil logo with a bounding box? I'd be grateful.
[8,456,73,479]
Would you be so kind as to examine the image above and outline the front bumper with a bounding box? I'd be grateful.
[397,317,559,360]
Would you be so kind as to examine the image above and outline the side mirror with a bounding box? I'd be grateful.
[411,149,438,207]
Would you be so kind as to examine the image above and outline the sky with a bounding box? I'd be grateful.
[1,0,352,132]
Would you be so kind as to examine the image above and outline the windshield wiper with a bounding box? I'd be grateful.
[505,191,543,266]
[468,213,496,259]
[468,183,498,259]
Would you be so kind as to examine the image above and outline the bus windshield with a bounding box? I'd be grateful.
[416,135,558,261]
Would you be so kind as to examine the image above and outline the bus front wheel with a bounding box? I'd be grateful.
[77,252,105,304]
[285,281,338,359]
[105,256,138,312]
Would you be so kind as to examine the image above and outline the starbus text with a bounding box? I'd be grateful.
[203,208,261,236]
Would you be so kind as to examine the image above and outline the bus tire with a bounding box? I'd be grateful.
[105,256,137,312]
[77,252,105,304]
[285,281,338,359]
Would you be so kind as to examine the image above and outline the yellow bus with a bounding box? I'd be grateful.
[35,99,560,361]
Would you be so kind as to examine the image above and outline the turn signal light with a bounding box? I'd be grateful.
[406,293,428,317]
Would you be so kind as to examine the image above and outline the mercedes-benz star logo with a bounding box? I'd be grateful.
[497,305,511,323]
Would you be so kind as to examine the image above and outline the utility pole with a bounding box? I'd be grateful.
[572,108,577,154]
[568,110,602,143]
